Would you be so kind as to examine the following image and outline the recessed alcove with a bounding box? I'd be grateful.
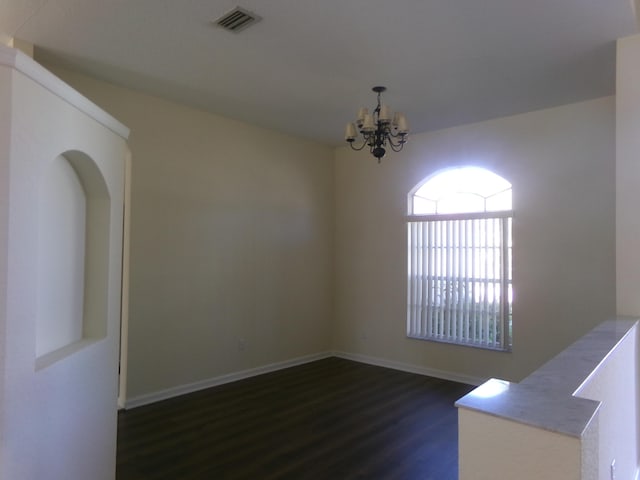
[35,150,111,369]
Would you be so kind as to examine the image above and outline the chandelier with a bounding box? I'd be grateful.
[344,86,409,162]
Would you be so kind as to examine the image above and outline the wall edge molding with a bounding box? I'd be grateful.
[0,43,130,139]
[124,352,333,409]
[125,351,486,409]
[332,351,487,386]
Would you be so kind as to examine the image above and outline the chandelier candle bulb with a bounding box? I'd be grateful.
[362,114,375,131]
[345,122,357,141]
[379,104,392,122]
[396,113,409,133]
[357,107,368,124]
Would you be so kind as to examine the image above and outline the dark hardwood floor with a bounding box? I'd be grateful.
[117,357,474,480]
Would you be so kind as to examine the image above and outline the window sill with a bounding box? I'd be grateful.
[407,334,512,353]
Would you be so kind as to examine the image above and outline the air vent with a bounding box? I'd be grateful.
[214,7,261,33]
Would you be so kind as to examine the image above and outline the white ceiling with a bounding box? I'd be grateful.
[1,0,638,145]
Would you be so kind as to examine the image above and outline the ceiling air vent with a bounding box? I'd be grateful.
[214,7,261,33]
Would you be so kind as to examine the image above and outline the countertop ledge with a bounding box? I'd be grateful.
[456,317,639,437]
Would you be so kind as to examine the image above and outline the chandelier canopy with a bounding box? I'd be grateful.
[344,86,409,162]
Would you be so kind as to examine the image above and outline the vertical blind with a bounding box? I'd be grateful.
[407,212,512,350]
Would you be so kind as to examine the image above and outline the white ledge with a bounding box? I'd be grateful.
[456,317,638,437]
[0,44,130,140]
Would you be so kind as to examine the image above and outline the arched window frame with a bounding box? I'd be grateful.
[407,167,513,351]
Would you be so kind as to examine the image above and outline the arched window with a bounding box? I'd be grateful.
[407,167,513,350]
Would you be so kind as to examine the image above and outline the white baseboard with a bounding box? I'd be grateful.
[125,351,333,409]
[125,350,485,409]
[333,351,486,386]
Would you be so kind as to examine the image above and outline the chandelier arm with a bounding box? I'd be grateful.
[388,141,405,153]
[348,140,368,152]
[386,134,406,147]
[387,130,407,139]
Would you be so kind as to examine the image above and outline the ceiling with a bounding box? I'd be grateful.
[1,0,638,146]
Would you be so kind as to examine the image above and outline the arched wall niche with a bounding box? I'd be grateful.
[35,149,112,369]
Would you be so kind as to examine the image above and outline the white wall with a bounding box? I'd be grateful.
[36,154,86,358]
[0,48,128,480]
[575,323,639,480]
[44,63,336,402]
[0,53,10,480]
[335,97,616,382]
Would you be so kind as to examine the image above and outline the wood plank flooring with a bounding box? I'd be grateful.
[117,357,474,480]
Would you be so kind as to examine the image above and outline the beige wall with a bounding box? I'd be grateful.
[47,62,617,399]
[617,34,640,317]
[616,32,640,477]
[458,409,583,480]
[44,64,335,400]
[335,97,616,382]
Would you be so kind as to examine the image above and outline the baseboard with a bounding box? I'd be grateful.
[125,350,485,409]
[333,351,486,386]
[125,351,333,409]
